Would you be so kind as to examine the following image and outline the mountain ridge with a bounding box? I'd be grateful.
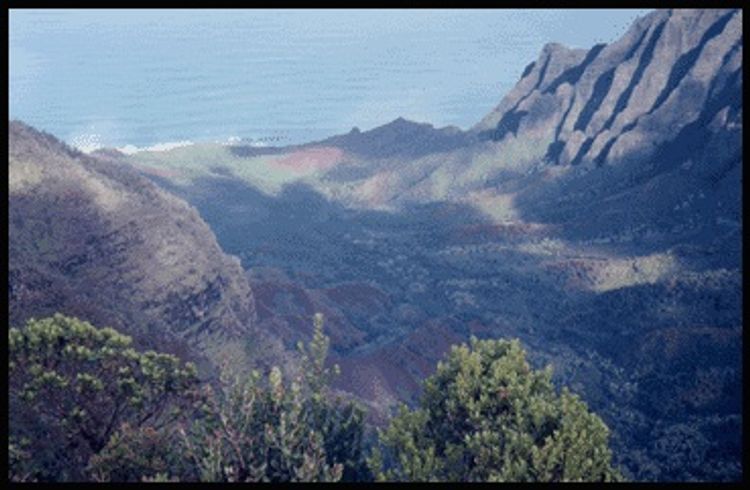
[9,120,292,375]
[472,8,741,169]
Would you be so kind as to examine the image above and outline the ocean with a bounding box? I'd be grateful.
[9,9,651,151]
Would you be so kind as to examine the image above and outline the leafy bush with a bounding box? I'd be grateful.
[8,315,620,483]
[87,423,185,482]
[8,313,369,482]
[176,313,368,482]
[369,337,622,482]
[298,313,371,481]
[178,366,342,482]
[9,314,201,481]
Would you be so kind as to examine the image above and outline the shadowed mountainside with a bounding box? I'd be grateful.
[8,121,291,375]
[139,165,741,480]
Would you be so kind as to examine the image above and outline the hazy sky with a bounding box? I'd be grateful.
[10,9,653,149]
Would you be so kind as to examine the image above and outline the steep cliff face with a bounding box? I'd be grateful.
[467,9,742,263]
[8,121,284,371]
[473,8,741,169]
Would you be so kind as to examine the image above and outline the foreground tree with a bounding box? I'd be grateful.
[86,423,186,482]
[178,367,344,482]
[176,313,368,482]
[8,314,201,481]
[298,313,371,482]
[8,313,368,482]
[369,337,622,482]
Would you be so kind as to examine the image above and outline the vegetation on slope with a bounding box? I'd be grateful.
[9,314,619,482]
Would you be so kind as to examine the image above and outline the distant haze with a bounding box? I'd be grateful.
[10,8,652,150]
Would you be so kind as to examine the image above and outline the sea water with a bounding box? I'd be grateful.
[9,9,650,151]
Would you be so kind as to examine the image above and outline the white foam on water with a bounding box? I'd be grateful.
[116,140,194,155]
[71,133,104,154]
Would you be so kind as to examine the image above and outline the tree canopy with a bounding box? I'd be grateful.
[369,337,622,482]
[9,315,620,482]
[9,314,201,481]
[8,313,369,482]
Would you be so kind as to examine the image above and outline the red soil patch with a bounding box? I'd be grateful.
[333,319,464,415]
[249,281,317,328]
[251,279,368,350]
[273,146,344,173]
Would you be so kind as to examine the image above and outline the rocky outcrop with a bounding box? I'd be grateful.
[315,117,472,160]
[472,9,742,169]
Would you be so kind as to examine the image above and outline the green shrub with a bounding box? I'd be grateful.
[175,313,368,482]
[369,337,622,482]
[9,314,201,481]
